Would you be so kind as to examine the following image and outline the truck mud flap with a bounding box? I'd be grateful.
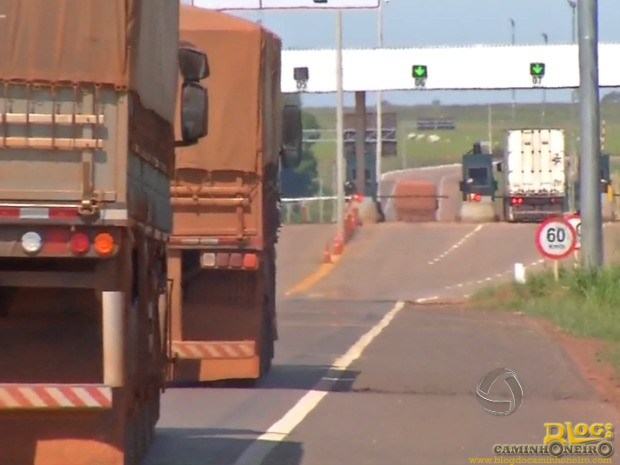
[171,340,255,360]
[0,384,113,410]
[169,340,259,382]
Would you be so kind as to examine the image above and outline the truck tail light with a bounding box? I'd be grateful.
[70,233,90,255]
[511,197,524,206]
[201,252,260,270]
[243,253,259,270]
[94,233,115,256]
[473,194,482,202]
[216,253,230,268]
[230,253,243,268]
[201,253,216,267]
[21,231,43,254]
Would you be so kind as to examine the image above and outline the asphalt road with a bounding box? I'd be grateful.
[144,177,620,465]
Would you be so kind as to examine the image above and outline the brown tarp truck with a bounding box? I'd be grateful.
[0,1,208,464]
[169,7,301,383]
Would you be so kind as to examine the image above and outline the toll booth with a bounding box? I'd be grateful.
[345,150,378,199]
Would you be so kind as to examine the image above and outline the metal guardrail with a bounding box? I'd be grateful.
[280,196,349,224]
[280,193,450,224]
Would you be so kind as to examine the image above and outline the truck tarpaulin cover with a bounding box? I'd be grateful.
[0,0,179,123]
[176,7,282,173]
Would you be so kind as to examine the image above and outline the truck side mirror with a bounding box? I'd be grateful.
[496,162,502,173]
[179,81,209,144]
[281,105,303,169]
[179,43,210,81]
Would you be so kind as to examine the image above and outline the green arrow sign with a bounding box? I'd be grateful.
[530,62,545,77]
[412,65,428,79]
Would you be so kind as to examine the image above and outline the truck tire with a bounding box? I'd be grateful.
[260,313,273,376]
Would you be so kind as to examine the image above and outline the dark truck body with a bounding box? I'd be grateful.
[459,152,498,202]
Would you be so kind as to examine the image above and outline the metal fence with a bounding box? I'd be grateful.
[279,196,342,224]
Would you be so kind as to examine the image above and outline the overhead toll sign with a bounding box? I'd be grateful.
[190,0,380,9]
[280,44,620,93]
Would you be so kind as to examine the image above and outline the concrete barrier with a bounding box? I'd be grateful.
[458,200,497,223]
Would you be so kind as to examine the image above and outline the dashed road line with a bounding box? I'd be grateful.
[428,224,485,265]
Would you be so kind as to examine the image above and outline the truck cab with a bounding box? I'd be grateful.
[459,143,498,203]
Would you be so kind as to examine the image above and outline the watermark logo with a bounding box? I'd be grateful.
[543,422,614,458]
[492,422,614,458]
[475,367,524,416]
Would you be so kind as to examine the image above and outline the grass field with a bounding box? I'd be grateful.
[306,102,620,193]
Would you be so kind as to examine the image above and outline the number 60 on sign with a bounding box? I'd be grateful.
[535,217,577,260]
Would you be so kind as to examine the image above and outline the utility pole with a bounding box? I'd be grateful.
[335,11,345,239]
[509,18,516,124]
[375,0,385,197]
[541,33,548,125]
[568,0,578,215]
[578,0,603,269]
[354,92,367,195]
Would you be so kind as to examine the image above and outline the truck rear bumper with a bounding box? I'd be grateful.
[170,340,259,382]
[508,208,564,222]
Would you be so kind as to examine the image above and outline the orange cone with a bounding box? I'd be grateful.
[323,242,332,264]
[333,234,344,255]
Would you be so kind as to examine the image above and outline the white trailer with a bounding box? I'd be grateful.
[499,129,567,222]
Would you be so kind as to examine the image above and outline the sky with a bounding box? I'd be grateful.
[192,0,620,106]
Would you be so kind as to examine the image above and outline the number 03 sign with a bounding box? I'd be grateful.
[535,217,577,260]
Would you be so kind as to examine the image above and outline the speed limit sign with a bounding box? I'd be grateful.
[535,217,577,259]
[565,214,581,250]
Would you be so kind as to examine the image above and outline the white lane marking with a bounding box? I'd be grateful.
[232,301,407,465]
[428,224,485,266]
[415,296,438,303]
[442,257,546,293]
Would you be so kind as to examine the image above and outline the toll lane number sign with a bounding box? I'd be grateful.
[535,217,576,259]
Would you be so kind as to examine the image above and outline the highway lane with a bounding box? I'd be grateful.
[144,190,620,464]
[276,224,337,299]
[144,224,390,465]
[257,220,620,465]
[268,304,620,465]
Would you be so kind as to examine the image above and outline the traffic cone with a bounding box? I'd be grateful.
[323,242,332,264]
[344,215,352,242]
[333,234,344,255]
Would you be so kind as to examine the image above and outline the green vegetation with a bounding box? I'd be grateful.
[472,266,620,370]
[281,94,320,198]
[306,101,620,191]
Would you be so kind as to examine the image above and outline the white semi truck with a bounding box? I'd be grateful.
[498,129,567,222]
